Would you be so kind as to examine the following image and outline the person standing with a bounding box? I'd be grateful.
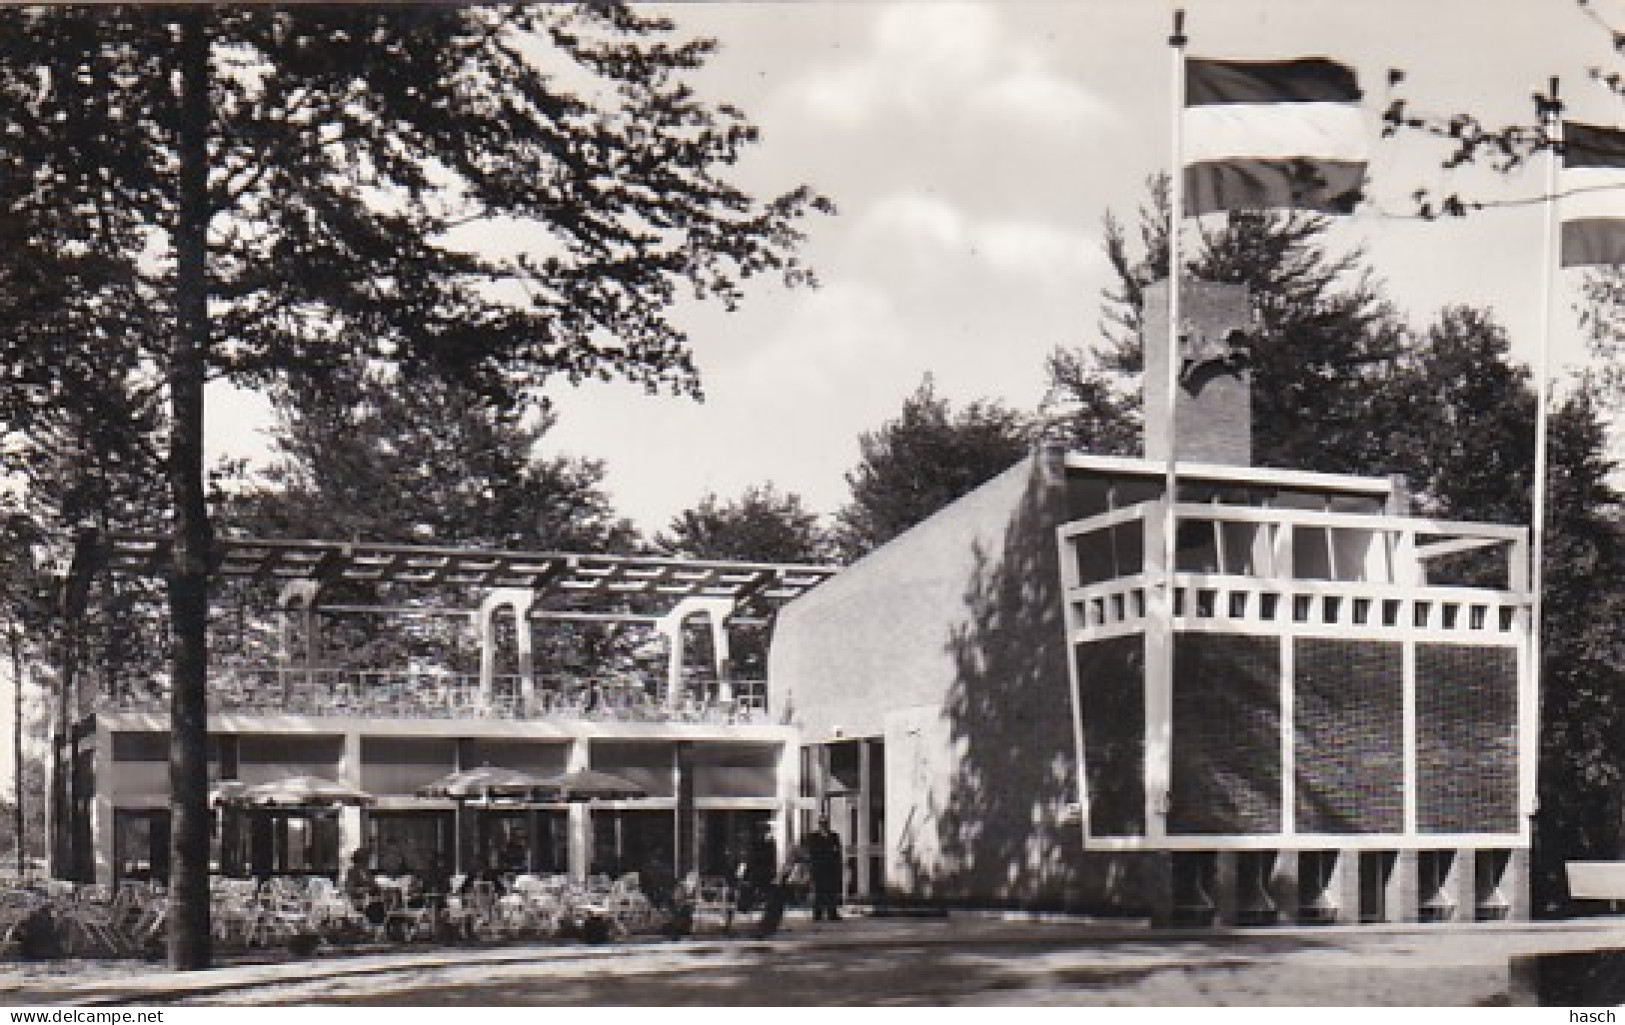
[738,822,777,915]
[807,815,843,922]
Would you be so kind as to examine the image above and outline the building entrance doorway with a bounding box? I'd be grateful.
[803,737,885,901]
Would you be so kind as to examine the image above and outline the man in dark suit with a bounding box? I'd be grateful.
[807,815,843,922]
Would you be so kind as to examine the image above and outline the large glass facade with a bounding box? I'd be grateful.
[590,809,674,878]
[229,810,341,877]
[367,810,455,875]
[113,809,169,883]
[697,808,771,880]
[474,809,566,873]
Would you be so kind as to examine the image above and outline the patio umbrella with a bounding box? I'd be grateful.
[417,764,552,802]
[419,765,555,876]
[242,774,374,807]
[537,768,647,801]
[208,780,252,807]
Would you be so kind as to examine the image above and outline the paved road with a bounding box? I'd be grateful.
[7,917,1625,1006]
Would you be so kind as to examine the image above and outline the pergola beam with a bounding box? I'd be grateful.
[86,533,838,620]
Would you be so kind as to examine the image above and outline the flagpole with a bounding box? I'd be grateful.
[1164,10,1185,594]
[1156,7,1186,837]
[1529,80,1560,824]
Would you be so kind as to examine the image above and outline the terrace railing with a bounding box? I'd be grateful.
[1059,499,1530,643]
[104,666,770,725]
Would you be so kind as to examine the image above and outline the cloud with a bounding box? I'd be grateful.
[859,193,967,253]
[785,1,1117,137]
[967,69,1119,130]
[728,280,913,399]
[854,191,1104,289]
[976,218,1105,285]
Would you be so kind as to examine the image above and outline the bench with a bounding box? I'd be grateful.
[1566,861,1625,911]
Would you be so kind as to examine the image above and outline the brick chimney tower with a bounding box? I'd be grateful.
[1142,279,1254,466]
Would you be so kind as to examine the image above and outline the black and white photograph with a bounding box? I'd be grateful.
[1,0,1624,1009]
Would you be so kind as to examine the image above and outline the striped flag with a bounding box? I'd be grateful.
[1560,121,1625,267]
[1184,58,1367,216]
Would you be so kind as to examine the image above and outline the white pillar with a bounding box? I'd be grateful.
[712,616,733,704]
[775,737,799,871]
[566,738,590,881]
[655,597,738,711]
[339,732,364,861]
[478,588,539,714]
[92,723,113,886]
[656,618,683,710]
[279,580,323,705]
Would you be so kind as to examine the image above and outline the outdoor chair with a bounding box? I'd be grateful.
[126,888,167,950]
[684,873,735,935]
[386,892,439,943]
[61,886,128,956]
[464,880,504,941]
[304,876,356,933]
[211,881,272,947]
[0,889,42,956]
[604,881,652,936]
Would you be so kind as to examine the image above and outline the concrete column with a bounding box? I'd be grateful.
[91,725,113,887]
[815,744,831,813]
[338,732,364,861]
[675,741,696,877]
[657,615,684,711]
[568,804,590,882]
[1334,849,1361,925]
[1215,851,1240,926]
[279,580,323,677]
[1506,846,1531,921]
[1239,851,1279,926]
[1445,848,1475,924]
[453,739,472,875]
[774,739,798,874]
[566,738,590,881]
[656,597,739,711]
[477,596,499,710]
[712,616,733,705]
[1385,848,1420,923]
[278,581,323,709]
[513,596,536,714]
[1269,848,1299,924]
[856,738,873,899]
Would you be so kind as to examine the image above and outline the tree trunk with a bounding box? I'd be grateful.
[10,625,24,877]
[166,8,214,972]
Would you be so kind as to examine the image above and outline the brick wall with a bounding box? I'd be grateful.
[1142,279,1253,466]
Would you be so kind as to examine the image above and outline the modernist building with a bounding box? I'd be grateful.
[772,281,1536,924]
[50,540,835,887]
[51,282,1538,926]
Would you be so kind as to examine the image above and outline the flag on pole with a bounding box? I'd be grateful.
[1560,121,1625,266]
[1184,58,1367,216]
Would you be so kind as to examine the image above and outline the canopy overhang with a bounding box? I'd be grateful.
[72,532,838,620]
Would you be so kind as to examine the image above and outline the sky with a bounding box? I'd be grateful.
[201,0,1625,537]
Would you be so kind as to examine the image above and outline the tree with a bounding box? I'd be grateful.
[0,4,826,968]
[835,377,1034,561]
[235,371,636,553]
[1036,347,1141,457]
[1361,306,1537,523]
[1075,176,1406,475]
[655,483,832,680]
[655,483,830,565]
[1382,24,1625,905]
[0,512,51,877]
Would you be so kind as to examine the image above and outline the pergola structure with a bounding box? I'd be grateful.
[68,532,839,707]
[53,532,840,884]
[81,533,834,616]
